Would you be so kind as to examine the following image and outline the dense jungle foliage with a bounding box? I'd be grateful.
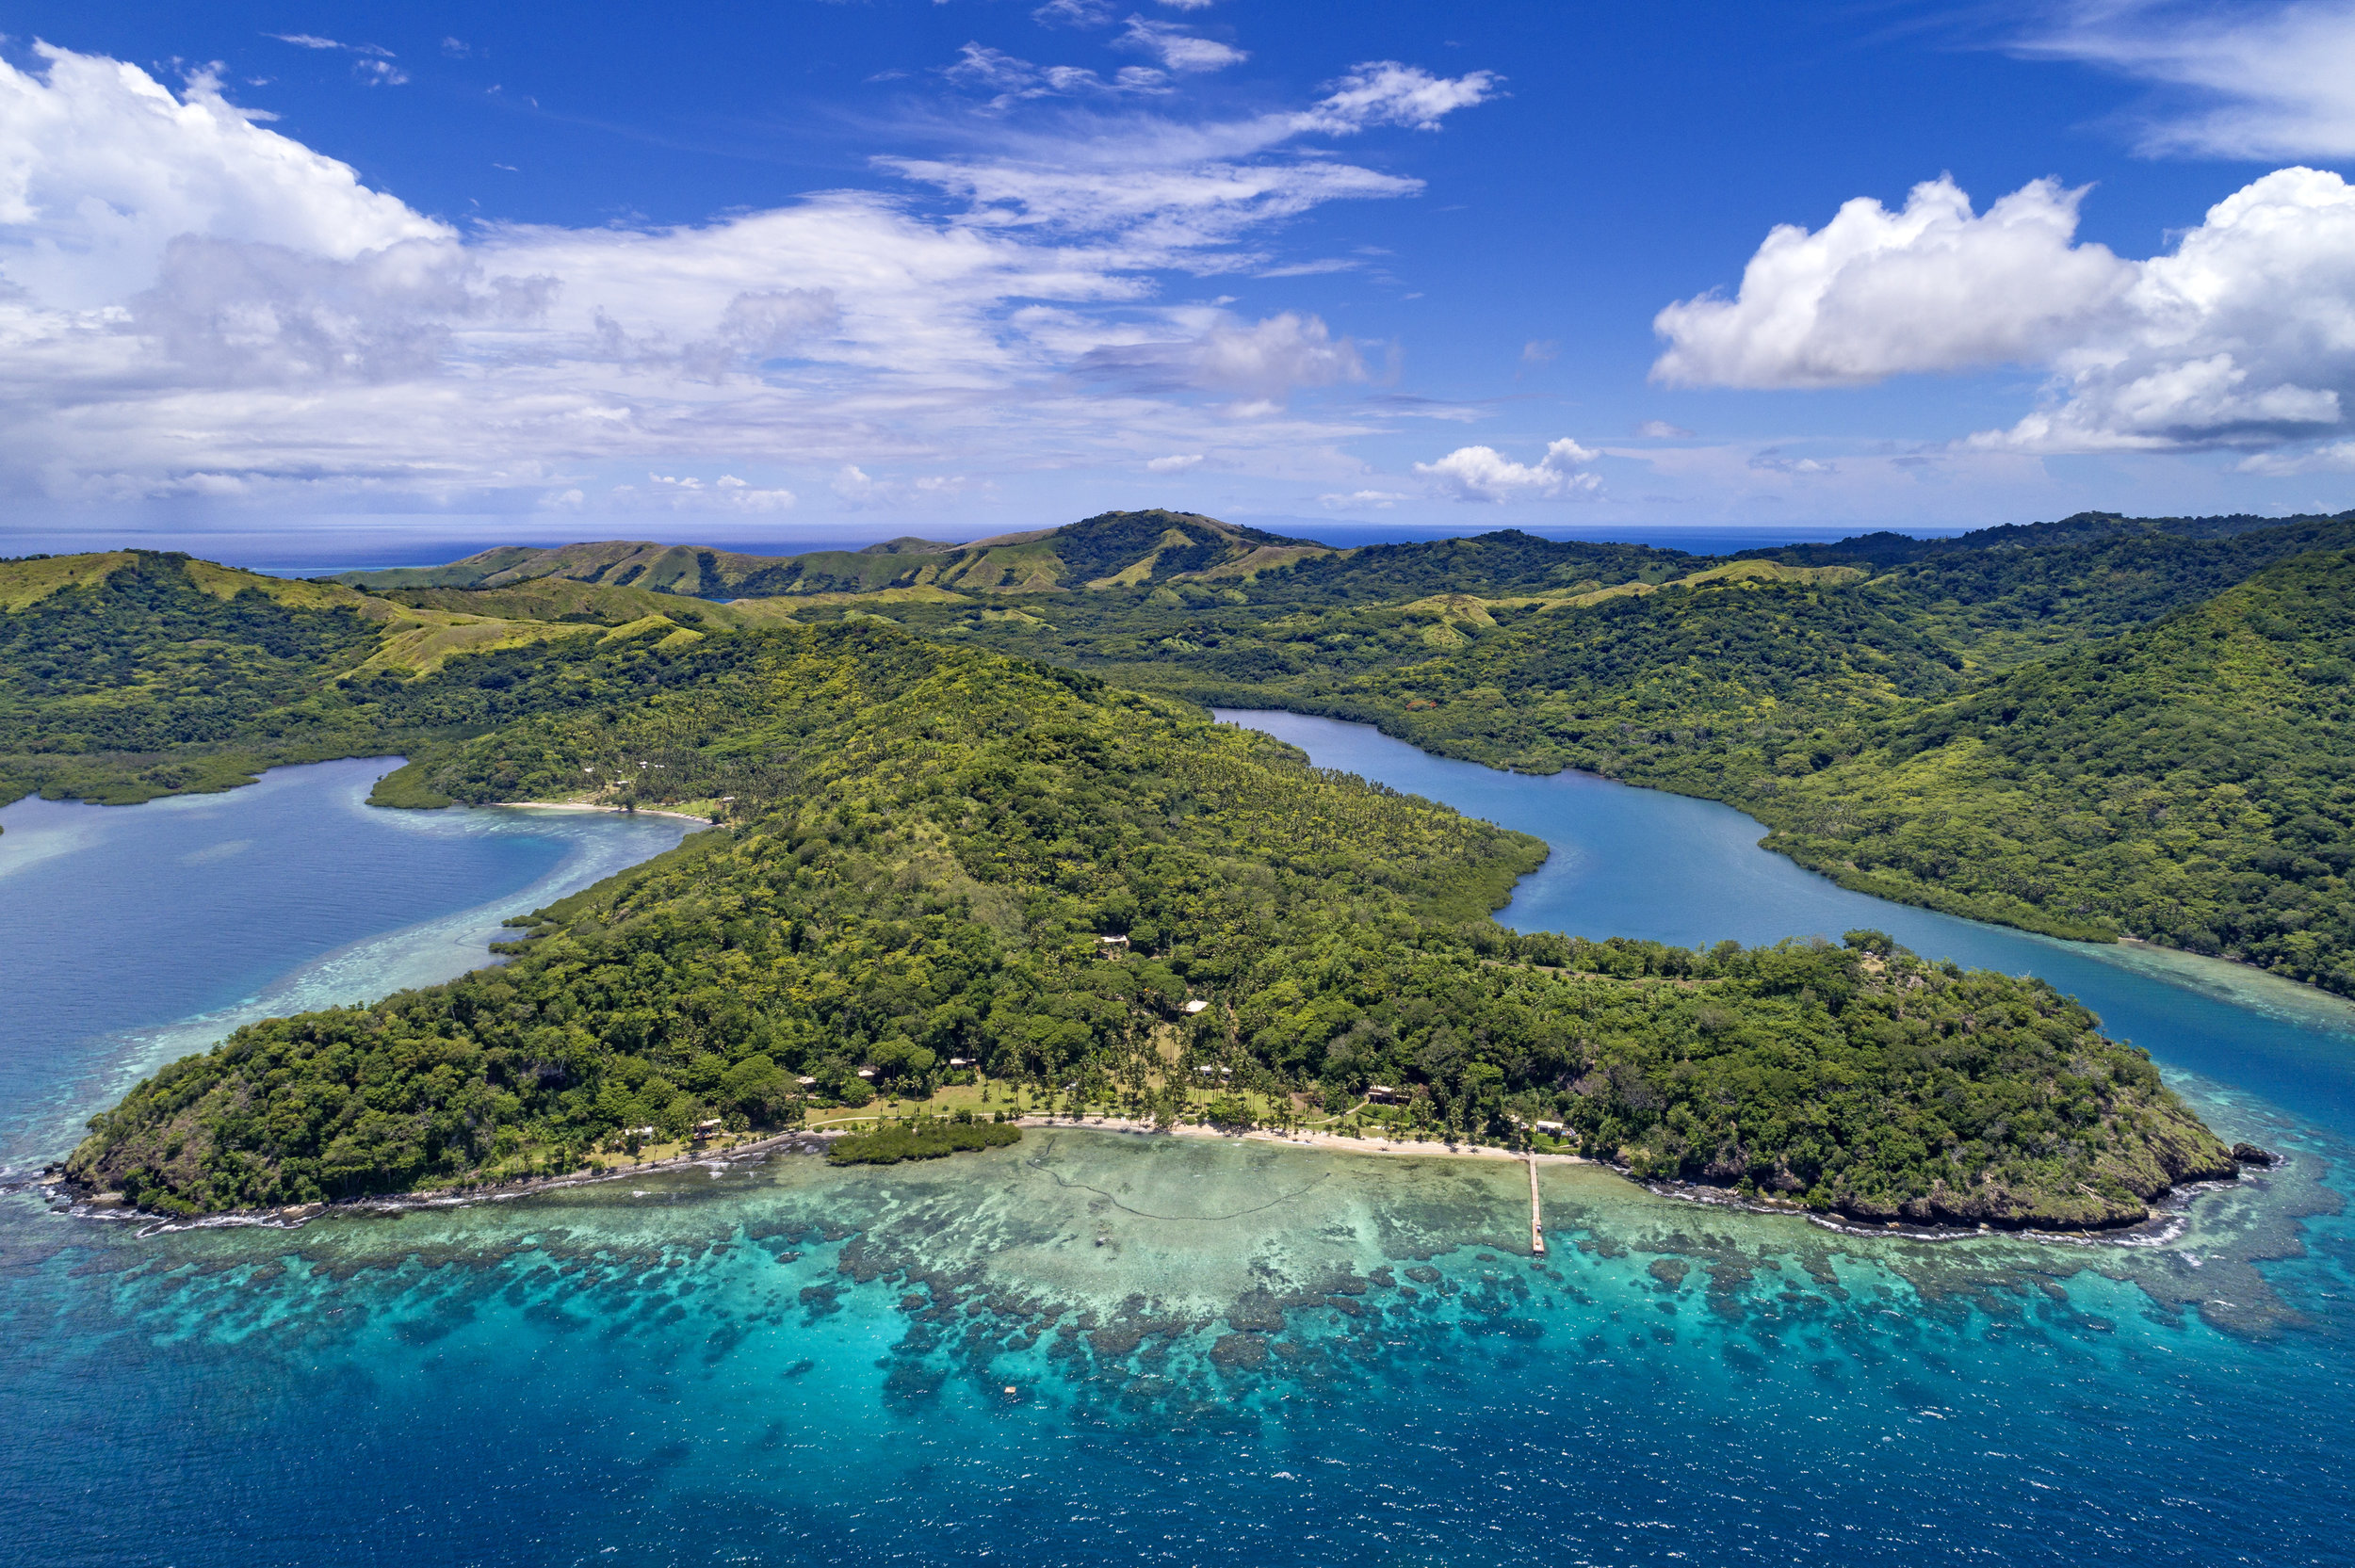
[65,622,2231,1227]
[9,507,2355,996]
[827,1119,1022,1165]
[0,553,387,804]
[1763,548,2355,991]
[885,509,2355,986]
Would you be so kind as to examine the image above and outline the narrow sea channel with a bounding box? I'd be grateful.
[0,742,2348,1567]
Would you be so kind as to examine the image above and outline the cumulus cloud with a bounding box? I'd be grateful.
[1415,438,1599,502]
[0,42,1500,510]
[0,45,445,307]
[2016,0,2355,160]
[1655,165,2355,456]
[1635,419,1694,438]
[1145,452,1204,471]
[1318,488,1405,508]
[1652,176,2133,389]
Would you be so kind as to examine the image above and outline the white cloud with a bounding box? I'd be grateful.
[2016,1,2355,160]
[1655,165,2355,455]
[1145,452,1204,471]
[887,59,1496,258]
[2235,438,2355,474]
[1255,257,1357,278]
[1158,0,1217,9]
[0,46,446,307]
[885,154,1417,256]
[1076,311,1366,400]
[944,42,1169,109]
[832,464,970,509]
[1295,62,1502,134]
[1748,450,1836,476]
[1033,0,1116,26]
[1520,339,1557,364]
[267,34,379,54]
[1635,419,1694,438]
[266,32,406,84]
[0,43,1500,512]
[1117,18,1247,74]
[1652,176,2133,389]
[1414,437,1599,502]
[618,472,799,512]
[1318,489,1405,508]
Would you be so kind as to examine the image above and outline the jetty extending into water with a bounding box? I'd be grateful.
[1529,1153,1546,1256]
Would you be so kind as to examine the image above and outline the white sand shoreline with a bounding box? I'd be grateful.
[1005,1113,1593,1165]
[494,800,720,825]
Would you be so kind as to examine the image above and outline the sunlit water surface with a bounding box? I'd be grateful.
[0,739,2349,1567]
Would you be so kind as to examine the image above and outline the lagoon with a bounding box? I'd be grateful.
[0,743,2351,1566]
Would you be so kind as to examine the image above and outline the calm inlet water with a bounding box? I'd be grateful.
[2,739,2352,1566]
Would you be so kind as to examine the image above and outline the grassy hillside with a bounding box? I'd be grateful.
[335,510,1321,600]
[66,621,2233,1228]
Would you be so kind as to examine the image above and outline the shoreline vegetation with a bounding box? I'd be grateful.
[45,1110,2255,1247]
[8,509,2338,1232]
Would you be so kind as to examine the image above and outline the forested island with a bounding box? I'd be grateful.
[5,504,2335,1222]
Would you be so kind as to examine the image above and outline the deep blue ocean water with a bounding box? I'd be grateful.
[3,740,2352,1567]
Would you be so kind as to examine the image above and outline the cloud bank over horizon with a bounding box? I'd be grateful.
[0,40,1497,525]
[0,2,2351,547]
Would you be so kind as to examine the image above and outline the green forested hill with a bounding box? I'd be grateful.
[9,509,2355,996]
[0,550,736,809]
[885,511,2355,987]
[1762,547,2355,990]
[64,622,2233,1227]
[1821,511,2355,668]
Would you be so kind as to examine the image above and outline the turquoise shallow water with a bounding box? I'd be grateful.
[3,743,2353,1566]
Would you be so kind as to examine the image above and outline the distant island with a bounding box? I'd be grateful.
[3,504,2341,1221]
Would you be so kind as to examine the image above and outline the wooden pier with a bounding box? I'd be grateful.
[1527,1153,1546,1256]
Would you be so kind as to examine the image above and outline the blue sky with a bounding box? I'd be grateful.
[3,1,2352,557]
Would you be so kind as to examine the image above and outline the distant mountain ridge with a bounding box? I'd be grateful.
[333,510,1325,600]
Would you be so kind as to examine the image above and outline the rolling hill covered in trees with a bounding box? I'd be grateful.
[62,622,2235,1227]
[6,506,2352,994]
